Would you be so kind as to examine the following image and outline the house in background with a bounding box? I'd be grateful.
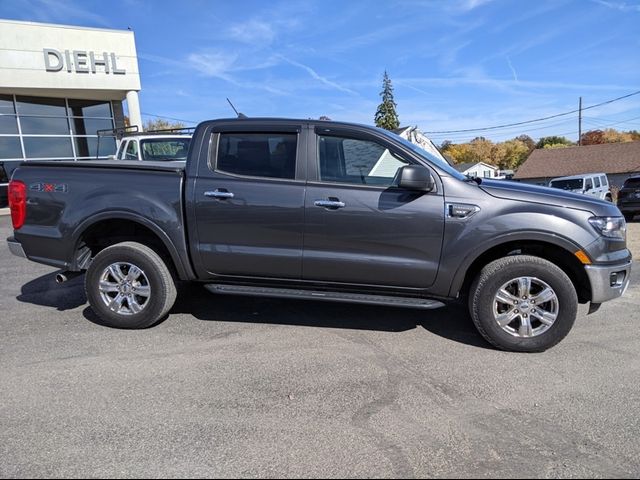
[514,141,640,190]
[454,161,510,179]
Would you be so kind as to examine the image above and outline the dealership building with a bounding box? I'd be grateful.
[0,19,142,162]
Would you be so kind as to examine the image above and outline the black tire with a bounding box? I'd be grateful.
[469,255,578,352]
[85,241,177,329]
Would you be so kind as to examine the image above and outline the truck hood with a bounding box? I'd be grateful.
[478,179,620,216]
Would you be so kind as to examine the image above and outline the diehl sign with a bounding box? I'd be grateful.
[43,49,126,75]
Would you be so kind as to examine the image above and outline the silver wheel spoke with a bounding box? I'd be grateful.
[519,316,534,337]
[127,265,143,282]
[108,293,126,312]
[108,264,126,283]
[496,289,519,305]
[517,277,532,298]
[496,309,519,327]
[132,285,150,297]
[128,295,143,314]
[99,281,119,294]
[533,287,556,305]
[532,309,557,326]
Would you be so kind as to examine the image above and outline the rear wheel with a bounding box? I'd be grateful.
[469,255,578,352]
[85,242,176,329]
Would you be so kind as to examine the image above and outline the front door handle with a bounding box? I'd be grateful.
[314,198,345,209]
[205,189,235,199]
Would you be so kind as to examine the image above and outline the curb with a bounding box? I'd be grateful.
[0,207,10,216]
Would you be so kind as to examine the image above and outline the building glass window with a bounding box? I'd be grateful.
[0,95,115,160]
[0,137,22,159]
[23,137,74,158]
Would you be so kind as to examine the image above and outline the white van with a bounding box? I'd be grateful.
[549,173,612,202]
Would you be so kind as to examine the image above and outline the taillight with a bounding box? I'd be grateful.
[8,180,26,229]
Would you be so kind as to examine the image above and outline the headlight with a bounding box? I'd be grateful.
[588,216,626,240]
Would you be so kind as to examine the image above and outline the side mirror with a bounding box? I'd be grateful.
[398,165,435,192]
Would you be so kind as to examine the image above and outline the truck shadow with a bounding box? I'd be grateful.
[17,273,491,349]
[17,271,86,311]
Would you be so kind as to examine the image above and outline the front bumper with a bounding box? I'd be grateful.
[584,261,632,303]
[7,237,26,258]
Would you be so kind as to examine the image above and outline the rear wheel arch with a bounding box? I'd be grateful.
[71,213,193,280]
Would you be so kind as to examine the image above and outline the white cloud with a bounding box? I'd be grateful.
[277,55,357,95]
[592,0,640,12]
[458,0,495,11]
[227,19,276,45]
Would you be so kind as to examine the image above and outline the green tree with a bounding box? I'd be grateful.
[536,136,573,149]
[374,71,400,130]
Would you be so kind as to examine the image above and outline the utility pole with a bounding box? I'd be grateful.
[578,96,582,146]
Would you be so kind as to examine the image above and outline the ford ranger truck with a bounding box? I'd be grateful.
[6,118,632,352]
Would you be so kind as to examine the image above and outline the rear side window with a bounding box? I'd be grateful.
[585,178,593,190]
[216,133,297,180]
[317,135,410,186]
[600,175,608,186]
[623,177,640,188]
[593,177,601,188]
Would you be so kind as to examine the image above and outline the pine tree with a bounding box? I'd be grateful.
[374,71,400,130]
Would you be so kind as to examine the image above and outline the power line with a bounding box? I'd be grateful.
[423,89,640,134]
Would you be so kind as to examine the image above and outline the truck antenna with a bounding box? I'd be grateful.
[226,98,248,119]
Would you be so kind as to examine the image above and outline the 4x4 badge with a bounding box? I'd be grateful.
[29,183,68,193]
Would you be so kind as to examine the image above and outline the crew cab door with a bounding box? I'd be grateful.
[190,123,307,279]
[302,126,445,289]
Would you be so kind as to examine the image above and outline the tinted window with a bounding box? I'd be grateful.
[68,99,112,118]
[0,94,15,114]
[600,175,608,186]
[593,176,601,188]
[16,96,67,116]
[20,116,70,135]
[70,117,114,135]
[623,178,640,188]
[141,138,191,161]
[550,179,583,190]
[0,137,22,159]
[23,137,73,158]
[318,135,409,186]
[216,133,297,179]
[0,115,18,134]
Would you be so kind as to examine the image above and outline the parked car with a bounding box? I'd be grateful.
[617,175,640,221]
[549,173,612,202]
[6,118,632,352]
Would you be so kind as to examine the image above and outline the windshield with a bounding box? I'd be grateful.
[140,138,191,161]
[550,178,583,190]
[623,178,640,188]
[380,129,466,180]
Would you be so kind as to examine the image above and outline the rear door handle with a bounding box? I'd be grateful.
[205,189,235,199]
[314,199,345,209]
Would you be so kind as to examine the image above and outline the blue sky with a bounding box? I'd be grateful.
[2,0,639,143]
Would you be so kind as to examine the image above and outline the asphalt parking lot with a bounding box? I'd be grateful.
[1,216,639,479]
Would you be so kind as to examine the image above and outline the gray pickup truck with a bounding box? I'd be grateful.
[6,118,632,352]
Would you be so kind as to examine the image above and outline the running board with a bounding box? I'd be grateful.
[204,284,446,310]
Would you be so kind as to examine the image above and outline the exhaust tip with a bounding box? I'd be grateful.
[55,273,68,284]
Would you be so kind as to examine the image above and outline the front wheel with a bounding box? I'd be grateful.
[469,255,578,352]
[85,242,177,329]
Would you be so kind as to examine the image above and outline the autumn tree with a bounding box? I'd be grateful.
[144,118,186,132]
[515,134,536,153]
[580,130,606,146]
[374,71,400,130]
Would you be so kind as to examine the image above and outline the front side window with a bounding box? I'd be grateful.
[318,135,409,186]
[216,133,297,180]
[585,178,593,190]
[125,140,138,160]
